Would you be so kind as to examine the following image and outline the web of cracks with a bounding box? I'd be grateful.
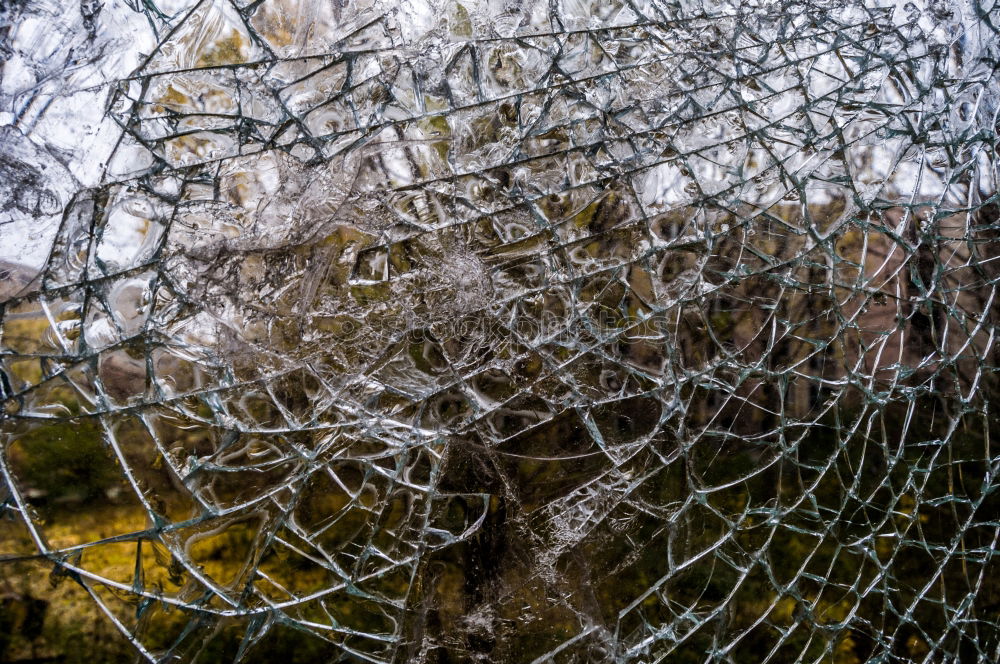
[1,0,1000,662]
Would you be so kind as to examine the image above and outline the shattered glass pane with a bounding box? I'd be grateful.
[2,0,999,661]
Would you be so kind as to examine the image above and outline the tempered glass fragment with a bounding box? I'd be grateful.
[1,0,999,662]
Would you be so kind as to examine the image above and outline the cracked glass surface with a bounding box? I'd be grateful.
[1,0,999,661]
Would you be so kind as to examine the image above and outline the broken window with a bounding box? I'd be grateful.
[1,0,999,661]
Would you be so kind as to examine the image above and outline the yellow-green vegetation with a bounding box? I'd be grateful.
[1,505,150,664]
